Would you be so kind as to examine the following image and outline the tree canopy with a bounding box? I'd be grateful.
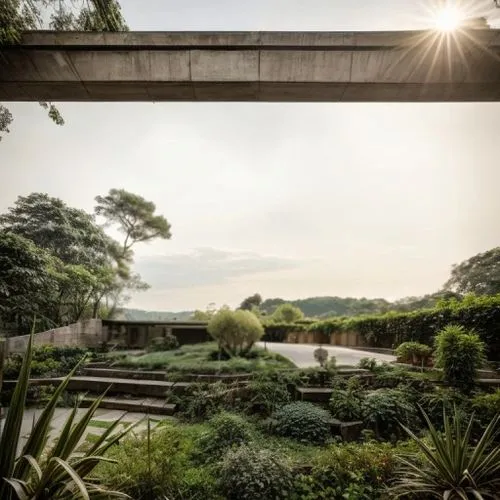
[95,189,172,258]
[271,303,304,323]
[239,293,263,311]
[444,247,500,296]
[0,190,169,334]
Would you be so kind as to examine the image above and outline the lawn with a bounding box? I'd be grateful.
[114,342,295,373]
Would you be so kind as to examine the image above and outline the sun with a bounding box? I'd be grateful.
[434,6,464,31]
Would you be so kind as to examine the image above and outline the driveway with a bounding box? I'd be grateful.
[258,342,395,367]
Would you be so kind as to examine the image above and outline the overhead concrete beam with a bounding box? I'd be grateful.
[1,30,500,102]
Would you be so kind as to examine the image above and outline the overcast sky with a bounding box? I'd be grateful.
[2,0,500,311]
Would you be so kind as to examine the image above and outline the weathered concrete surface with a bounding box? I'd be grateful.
[2,30,500,102]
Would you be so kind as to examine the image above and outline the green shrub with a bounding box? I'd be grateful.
[294,441,400,500]
[177,466,220,500]
[329,379,365,422]
[96,422,192,499]
[273,402,331,444]
[173,381,236,422]
[147,334,179,352]
[208,309,264,356]
[395,341,432,364]
[418,388,471,430]
[434,324,486,392]
[197,412,254,462]
[472,390,500,422]
[219,445,294,500]
[357,357,378,371]
[310,294,500,361]
[3,345,87,379]
[362,388,417,439]
[245,372,292,416]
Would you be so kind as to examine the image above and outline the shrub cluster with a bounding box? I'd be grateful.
[147,333,179,352]
[2,345,87,379]
[196,412,254,462]
[208,309,264,356]
[273,401,331,444]
[310,294,500,360]
[219,444,294,500]
[434,324,486,392]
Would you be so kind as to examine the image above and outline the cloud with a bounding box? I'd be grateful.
[134,247,302,290]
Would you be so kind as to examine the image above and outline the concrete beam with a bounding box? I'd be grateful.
[1,30,500,102]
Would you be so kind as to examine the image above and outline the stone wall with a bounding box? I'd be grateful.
[5,319,104,354]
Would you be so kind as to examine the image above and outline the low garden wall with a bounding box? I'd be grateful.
[5,319,104,354]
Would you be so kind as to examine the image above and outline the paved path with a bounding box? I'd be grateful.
[258,342,395,367]
[0,408,170,455]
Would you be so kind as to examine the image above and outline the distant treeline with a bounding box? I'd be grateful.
[259,292,461,319]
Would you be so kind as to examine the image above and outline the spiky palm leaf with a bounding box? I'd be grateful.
[390,406,500,499]
[0,333,135,499]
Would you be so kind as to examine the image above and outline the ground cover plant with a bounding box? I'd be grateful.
[114,341,294,373]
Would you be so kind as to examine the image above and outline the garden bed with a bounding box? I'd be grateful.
[112,342,295,374]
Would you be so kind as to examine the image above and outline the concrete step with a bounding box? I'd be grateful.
[296,387,333,402]
[4,376,190,398]
[478,379,500,387]
[85,361,111,369]
[67,376,190,397]
[83,368,167,381]
[81,397,176,416]
[173,373,252,383]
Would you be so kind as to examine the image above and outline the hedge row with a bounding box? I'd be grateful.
[309,295,500,361]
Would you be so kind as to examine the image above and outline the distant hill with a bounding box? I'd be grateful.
[260,291,460,319]
[115,308,194,322]
[260,296,392,318]
[116,292,461,323]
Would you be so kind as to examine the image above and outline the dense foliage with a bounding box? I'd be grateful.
[395,341,433,364]
[2,345,87,379]
[208,309,264,356]
[0,335,131,500]
[444,247,500,296]
[271,303,305,323]
[196,412,254,462]
[310,294,500,360]
[273,402,331,444]
[391,408,500,499]
[147,334,179,352]
[434,324,486,392]
[0,190,168,335]
[219,445,294,500]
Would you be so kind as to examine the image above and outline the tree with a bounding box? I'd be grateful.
[239,293,263,311]
[0,0,127,141]
[0,193,115,270]
[0,232,59,333]
[271,303,304,323]
[208,309,264,356]
[444,247,500,296]
[95,189,171,258]
[0,191,154,330]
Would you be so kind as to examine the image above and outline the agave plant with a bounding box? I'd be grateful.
[390,406,500,499]
[0,334,135,499]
